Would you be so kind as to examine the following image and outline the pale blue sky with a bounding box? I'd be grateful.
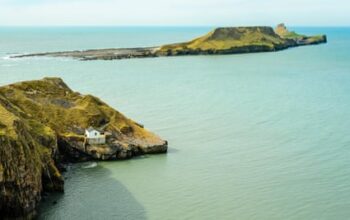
[0,0,348,26]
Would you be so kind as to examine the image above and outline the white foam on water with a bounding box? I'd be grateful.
[82,162,98,169]
[1,53,23,61]
[1,55,16,60]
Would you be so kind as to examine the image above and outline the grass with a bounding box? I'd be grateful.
[0,77,164,147]
[159,26,287,53]
[0,101,18,137]
[282,31,306,39]
[158,25,326,55]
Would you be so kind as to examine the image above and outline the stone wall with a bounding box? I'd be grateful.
[86,136,105,145]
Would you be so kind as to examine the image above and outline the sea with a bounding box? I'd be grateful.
[1,26,350,220]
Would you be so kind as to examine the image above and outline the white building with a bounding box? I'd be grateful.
[85,127,106,145]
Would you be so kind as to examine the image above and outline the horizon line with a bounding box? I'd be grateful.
[0,24,350,28]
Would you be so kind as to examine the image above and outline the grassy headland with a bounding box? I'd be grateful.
[13,24,327,61]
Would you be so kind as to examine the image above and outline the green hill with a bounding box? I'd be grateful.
[157,24,326,56]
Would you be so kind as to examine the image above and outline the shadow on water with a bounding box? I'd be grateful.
[166,147,179,154]
[37,163,147,220]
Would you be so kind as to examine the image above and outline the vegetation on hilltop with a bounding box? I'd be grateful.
[157,24,326,56]
[0,77,167,218]
[158,26,291,54]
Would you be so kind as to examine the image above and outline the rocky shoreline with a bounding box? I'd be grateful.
[0,78,167,218]
[12,24,327,61]
[14,47,160,61]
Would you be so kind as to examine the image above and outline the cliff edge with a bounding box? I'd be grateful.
[0,78,167,218]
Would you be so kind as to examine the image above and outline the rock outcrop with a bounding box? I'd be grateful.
[12,24,327,61]
[274,23,327,45]
[0,77,167,218]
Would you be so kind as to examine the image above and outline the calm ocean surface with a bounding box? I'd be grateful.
[1,27,350,220]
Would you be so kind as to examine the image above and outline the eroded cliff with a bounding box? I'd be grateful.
[0,77,167,218]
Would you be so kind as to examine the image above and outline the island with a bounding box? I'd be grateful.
[12,24,327,61]
[0,78,167,218]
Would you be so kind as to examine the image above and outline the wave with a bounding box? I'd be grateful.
[2,55,12,60]
[1,53,23,60]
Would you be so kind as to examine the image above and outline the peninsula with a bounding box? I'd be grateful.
[13,24,327,61]
[0,78,167,218]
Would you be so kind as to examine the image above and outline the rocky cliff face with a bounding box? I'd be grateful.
[0,94,63,218]
[0,78,167,218]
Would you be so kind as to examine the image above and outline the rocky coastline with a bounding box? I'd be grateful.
[0,78,167,218]
[12,24,327,61]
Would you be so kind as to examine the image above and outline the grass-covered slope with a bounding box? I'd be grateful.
[0,78,166,149]
[157,24,326,56]
[157,26,292,55]
[0,77,167,218]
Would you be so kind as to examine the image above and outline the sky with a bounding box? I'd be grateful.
[0,0,349,26]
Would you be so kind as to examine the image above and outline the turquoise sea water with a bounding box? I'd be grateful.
[1,27,350,220]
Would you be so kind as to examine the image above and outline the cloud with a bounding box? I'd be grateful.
[0,0,349,26]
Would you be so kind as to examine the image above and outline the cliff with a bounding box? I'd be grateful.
[0,78,167,218]
[12,24,327,61]
[157,24,327,55]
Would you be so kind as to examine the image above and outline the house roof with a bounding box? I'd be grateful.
[86,126,104,133]
[86,127,98,132]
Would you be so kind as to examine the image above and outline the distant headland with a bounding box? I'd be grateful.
[13,24,327,61]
